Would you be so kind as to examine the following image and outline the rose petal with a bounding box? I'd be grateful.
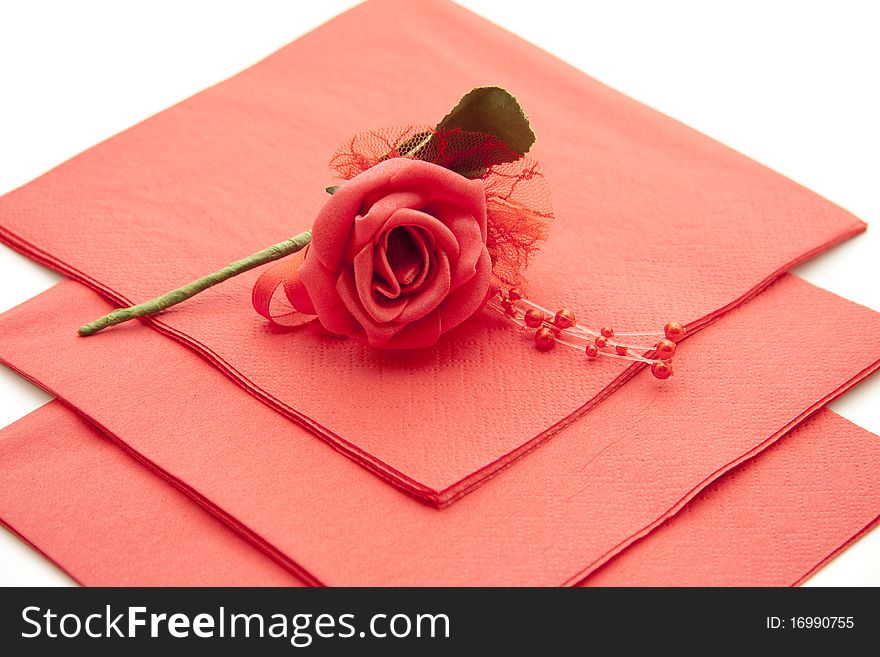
[385,226,428,288]
[351,191,426,257]
[380,207,459,263]
[370,245,400,299]
[422,201,486,290]
[386,158,488,224]
[397,250,451,323]
[298,259,360,337]
[309,186,361,271]
[396,227,435,294]
[434,247,493,333]
[336,269,403,347]
[352,245,406,324]
[382,312,443,350]
[370,225,435,301]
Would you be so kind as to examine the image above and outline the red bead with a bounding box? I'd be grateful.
[615,344,628,356]
[554,308,577,329]
[534,327,556,351]
[508,288,523,301]
[655,338,676,359]
[594,336,607,348]
[651,361,673,379]
[585,344,598,359]
[664,321,686,341]
[601,325,614,338]
[524,309,545,328]
[501,300,517,317]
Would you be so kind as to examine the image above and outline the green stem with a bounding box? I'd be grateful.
[78,229,312,336]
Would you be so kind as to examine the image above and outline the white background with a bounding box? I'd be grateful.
[0,0,878,586]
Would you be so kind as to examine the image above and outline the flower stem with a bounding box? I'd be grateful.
[78,229,312,336]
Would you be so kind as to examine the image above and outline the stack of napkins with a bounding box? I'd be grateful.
[1,0,878,585]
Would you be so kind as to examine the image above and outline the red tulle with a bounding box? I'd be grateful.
[329,126,553,290]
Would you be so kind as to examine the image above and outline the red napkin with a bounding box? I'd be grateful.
[1,275,878,585]
[2,403,877,587]
[582,409,880,587]
[0,402,302,587]
[0,0,865,505]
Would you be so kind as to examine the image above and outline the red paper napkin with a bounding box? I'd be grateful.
[0,0,865,504]
[0,402,302,587]
[581,409,880,587]
[2,403,877,587]
[1,275,877,585]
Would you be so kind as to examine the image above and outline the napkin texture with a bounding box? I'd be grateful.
[0,0,865,503]
[582,409,880,586]
[1,275,878,585]
[0,402,302,586]
[3,404,875,586]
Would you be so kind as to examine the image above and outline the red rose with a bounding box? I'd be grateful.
[296,158,492,348]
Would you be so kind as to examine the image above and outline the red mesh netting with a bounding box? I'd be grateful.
[329,126,553,290]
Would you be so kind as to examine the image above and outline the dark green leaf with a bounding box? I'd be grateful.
[436,86,535,156]
[326,186,340,195]
[370,87,536,180]
[395,131,435,158]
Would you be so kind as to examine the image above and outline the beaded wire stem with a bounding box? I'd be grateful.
[486,289,685,379]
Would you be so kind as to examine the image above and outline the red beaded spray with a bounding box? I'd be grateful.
[489,289,685,379]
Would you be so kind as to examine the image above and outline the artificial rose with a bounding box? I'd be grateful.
[294,157,492,349]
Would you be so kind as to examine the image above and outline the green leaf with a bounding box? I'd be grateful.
[396,131,435,158]
[368,87,536,180]
[436,86,535,157]
[325,186,340,195]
